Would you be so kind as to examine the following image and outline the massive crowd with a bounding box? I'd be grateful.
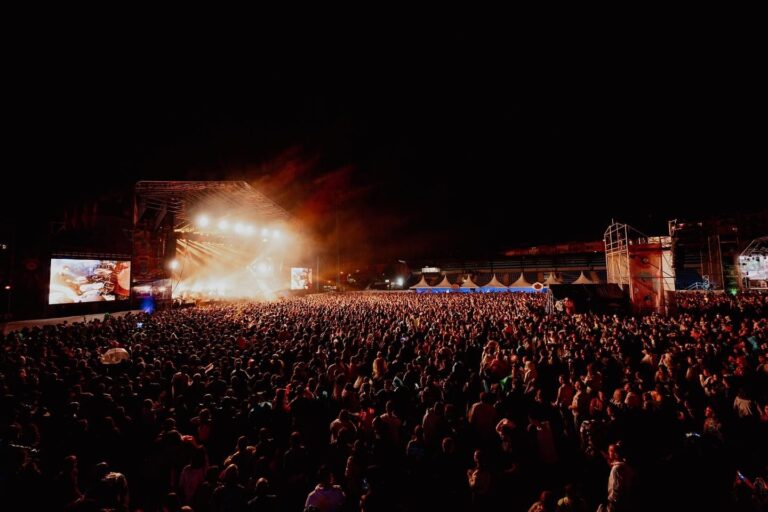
[1,291,767,511]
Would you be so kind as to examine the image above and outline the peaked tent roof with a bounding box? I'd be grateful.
[543,272,563,285]
[482,275,508,288]
[572,271,594,284]
[510,272,531,288]
[460,275,479,288]
[409,276,431,289]
[432,275,453,288]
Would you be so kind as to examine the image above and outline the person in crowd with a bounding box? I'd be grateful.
[304,465,345,512]
[597,443,635,512]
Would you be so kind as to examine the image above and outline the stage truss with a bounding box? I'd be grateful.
[134,181,291,231]
[132,181,295,301]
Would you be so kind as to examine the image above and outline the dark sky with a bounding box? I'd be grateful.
[5,24,764,265]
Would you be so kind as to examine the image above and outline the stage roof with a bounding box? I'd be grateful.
[135,181,291,230]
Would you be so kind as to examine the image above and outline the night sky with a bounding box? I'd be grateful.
[4,24,763,266]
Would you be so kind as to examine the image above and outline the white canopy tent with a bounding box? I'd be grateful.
[431,275,454,292]
[409,275,432,290]
[572,271,594,284]
[510,272,531,289]
[480,274,509,292]
[460,275,479,289]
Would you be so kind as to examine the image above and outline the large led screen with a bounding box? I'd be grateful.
[290,267,313,290]
[49,259,131,304]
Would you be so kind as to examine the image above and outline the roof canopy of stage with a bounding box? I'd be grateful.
[134,181,291,231]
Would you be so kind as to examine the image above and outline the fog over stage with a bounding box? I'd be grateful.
[133,181,311,302]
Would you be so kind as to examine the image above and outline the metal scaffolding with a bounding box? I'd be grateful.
[134,181,291,231]
[603,222,632,288]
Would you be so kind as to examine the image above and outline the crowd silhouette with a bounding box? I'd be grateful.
[1,291,767,511]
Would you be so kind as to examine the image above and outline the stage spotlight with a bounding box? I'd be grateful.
[396,277,404,287]
[261,228,269,237]
[218,220,229,231]
[257,262,270,274]
[244,225,255,236]
[197,215,210,228]
[234,223,245,234]
[169,259,179,270]
[273,229,281,238]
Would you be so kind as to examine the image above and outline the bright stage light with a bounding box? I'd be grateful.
[174,216,297,300]
[169,259,179,270]
[196,215,210,228]
[396,277,404,287]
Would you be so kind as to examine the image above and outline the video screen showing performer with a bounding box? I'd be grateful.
[291,267,312,290]
[49,259,131,304]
